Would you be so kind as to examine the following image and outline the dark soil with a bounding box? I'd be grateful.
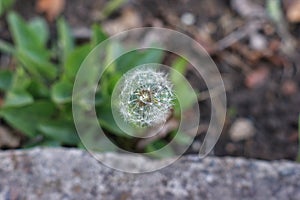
[1,0,299,160]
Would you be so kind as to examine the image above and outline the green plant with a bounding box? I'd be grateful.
[0,0,15,16]
[100,0,127,20]
[0,12,197,156]
[0,12,91,147]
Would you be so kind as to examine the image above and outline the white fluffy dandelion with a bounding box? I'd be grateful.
[118,67,174,127]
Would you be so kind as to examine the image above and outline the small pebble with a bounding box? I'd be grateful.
[205,174,215,184]
[229,118,255,142]
[192,141,201,151]
[250,33,267,51]
[181,12,196,26]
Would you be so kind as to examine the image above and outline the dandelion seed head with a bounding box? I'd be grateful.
[118,67,175,127]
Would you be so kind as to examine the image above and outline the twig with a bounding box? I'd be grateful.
[215,20,264,51]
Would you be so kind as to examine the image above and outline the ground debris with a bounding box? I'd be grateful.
[36,0,65,21]
[285,0,300,23]
[0,126,20,148]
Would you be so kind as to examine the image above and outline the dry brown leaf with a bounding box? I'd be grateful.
[245,67,269,89]
[36,0,65,21]
[103,7,141,35]
[286,0,300,23]
[281,80,298,96]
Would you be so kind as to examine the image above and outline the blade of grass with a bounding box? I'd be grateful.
[101,0,126,20]
[0,39,15,54]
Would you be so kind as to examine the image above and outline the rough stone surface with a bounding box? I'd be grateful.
[0,148,300,200]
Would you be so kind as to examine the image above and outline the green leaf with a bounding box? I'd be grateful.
[57,18,74,62]
[101,0,126,19]
[7,12,56,80]
[17,48,57,80]
[116,49,164,73]
[91,24,108,47]
[145,140,175,159]
[0,70,13,91]
[173,81,197,116]
[100,72,122,96]
[38,120,79,145]
[267,0,282,23]
[0,39,15,54]
[0,101,56,137]
[3,90,34,107]
[28,79,50,98]
[10,67,31,91]
[104,42,123,73]
[95,91,105,105]
[97,104,128,137]
[135,49,164,66]
[172,131,193,145]
[8,12,45,50]
[171,57,188,82]
[78,126,117,152]
[51,80,73,104]
[64,44,91,81]
[0,0,15,16]
[29,18,49,46]
[170,57,197,115]
[99,118,125,137]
